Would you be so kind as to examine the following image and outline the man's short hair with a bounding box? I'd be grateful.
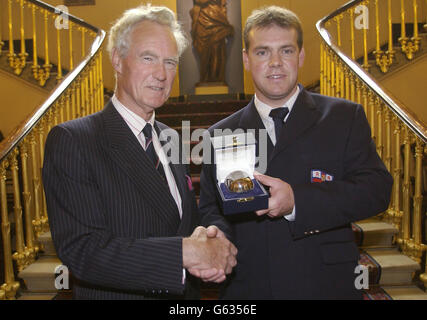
[243,6,303,50]
[107,4,188,59]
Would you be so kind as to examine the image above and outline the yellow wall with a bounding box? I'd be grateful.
[381,54,427,127]
[0,70,48,136]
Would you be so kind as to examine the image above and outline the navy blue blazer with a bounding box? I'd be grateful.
[199,86,393,299]
[43,101,199,299]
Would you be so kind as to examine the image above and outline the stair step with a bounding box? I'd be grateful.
[364,249,420,286]
[18,256,64,293]
[382,286,427,300]
[38,231,57,256]
[352,219,398,248]
[17,293,56,300]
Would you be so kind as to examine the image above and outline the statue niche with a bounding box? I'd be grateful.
[190,0,234,87]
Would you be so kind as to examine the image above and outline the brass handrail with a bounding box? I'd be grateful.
[0,0,105,299]
[0,33,105,160]
[317,0,426,142]
[317,0,427,291]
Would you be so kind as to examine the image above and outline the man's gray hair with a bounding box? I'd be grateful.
[107,4,189,59]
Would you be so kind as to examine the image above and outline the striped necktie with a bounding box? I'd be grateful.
[142,123,166,181]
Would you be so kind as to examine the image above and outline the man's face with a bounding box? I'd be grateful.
[112,20,178,119]
[243,25,305,107]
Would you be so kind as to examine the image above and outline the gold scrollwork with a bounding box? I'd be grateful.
[0,281,20,300]
[8,52,27,76]
[32,64,52,87]
[373,49,395,73]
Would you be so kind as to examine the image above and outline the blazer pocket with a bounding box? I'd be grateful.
[320,241,359,265]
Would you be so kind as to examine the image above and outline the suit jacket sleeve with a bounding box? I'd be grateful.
[43,125,185,294]
[290,104,393,238]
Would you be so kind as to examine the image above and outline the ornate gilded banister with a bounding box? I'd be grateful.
[318,0,426,290]
[0,0,105,300]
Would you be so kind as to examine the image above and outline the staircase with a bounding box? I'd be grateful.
[7,93,425,299]
[2,0,426,301]
[0,40,66,93]
[355,218,427,299]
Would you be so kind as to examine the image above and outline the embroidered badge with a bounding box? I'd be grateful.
[311,170,334,183]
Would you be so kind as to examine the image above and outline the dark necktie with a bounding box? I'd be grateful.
[142,123,166,181]
[269,107,289,143]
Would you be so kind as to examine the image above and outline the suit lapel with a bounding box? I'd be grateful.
[99,102,180,231]
[270,88,321,162]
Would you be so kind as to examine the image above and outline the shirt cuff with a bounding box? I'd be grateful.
[284,205,296,221]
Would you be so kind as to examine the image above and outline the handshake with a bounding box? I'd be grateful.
[183,226,237,283]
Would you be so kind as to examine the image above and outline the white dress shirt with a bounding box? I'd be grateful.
[253,86,300,221]
[111,95,183,218]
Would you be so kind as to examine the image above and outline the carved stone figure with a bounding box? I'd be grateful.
[190,0,234,84]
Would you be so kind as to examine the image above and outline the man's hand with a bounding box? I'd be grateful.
[254,172,295,218]
[183,226,237,283]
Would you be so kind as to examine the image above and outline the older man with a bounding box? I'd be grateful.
[43,4,236,300]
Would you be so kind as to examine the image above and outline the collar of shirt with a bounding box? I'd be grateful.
[111,95,156,149]
[254,86,300,145]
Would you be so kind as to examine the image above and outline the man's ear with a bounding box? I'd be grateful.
[298,47,305,68]
[242,49,250,71]
[111,48,122,74]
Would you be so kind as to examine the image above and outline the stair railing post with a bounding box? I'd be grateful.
[19,139,38,265]
[69,21,74,70]
[320,44,324,95]
[420,145,427,290]
[361,1,370,71]
[29,131,42,238]
[399,0,421,59]
[56,26,62,81]
[0,0,4,54]
[9,148,33,272]
[8,0,27,75]
[376,101,384,158]
[411,138,426,263]
[0,160,20,300]
[374,0,395,73]
[32,6,51,86]
[398,127,412,255]
[99,51,104,109]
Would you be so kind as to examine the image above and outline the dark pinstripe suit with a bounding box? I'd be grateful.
[42,101,200,299]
